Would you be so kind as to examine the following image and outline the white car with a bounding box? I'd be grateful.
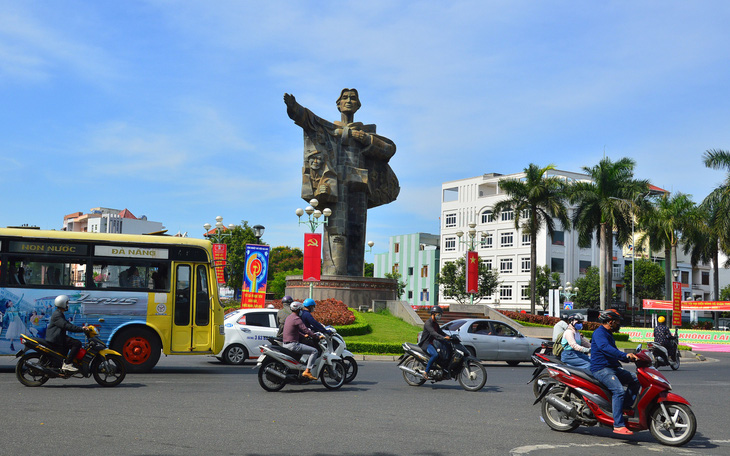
[218,308,279,365]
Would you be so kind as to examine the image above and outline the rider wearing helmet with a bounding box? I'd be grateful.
[417,306,450,380]
[559,313,591,370]
[590,309,640,435]
[276,295,294,338]
[282,301,324,380]
[653,315,675,362]
[46,295,87,373]
[300,299,328,334]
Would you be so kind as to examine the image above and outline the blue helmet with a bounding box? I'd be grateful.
[302,298,316,308]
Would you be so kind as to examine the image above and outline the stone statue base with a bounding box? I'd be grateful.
[285,275,397,310]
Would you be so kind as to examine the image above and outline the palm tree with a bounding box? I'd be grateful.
[683,200,721,301]
[571,157,649,310]
[702,149,730,250]
[493,164,571,314]
[638,192,696,300]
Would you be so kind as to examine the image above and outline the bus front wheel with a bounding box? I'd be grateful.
[112,328,161,373]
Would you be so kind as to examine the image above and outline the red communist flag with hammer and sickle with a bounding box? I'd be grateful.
[303,233,322,281]
[466,251,479,294]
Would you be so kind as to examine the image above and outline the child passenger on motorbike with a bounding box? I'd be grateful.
[560,314,591,370]
[417,306,450,380]
[46,295,89,373]
[282,301,324,380]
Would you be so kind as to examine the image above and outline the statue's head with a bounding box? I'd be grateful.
[336,88,361,114]
[306,151,323,170]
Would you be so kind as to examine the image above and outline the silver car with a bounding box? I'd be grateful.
[441,319,545,366]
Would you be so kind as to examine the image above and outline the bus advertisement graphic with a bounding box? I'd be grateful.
[241,244,270,308]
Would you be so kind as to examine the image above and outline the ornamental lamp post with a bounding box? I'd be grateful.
[364,240,374,277]
[456,222,479,305]
[558,282,579,315]
[252,224,265,243]
[295,198,331,298]
[203,216,235,288]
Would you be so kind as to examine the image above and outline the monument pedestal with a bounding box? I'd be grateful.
[285,275,397,310]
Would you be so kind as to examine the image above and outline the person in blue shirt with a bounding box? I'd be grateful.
[300,299,331,355]
[590,309,640,436]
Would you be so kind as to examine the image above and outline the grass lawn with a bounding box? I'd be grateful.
[344,310,421,345]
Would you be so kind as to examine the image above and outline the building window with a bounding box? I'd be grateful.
[445,213,457,228]
[481,209,493,223]
[480,232,493,249]
[521,209,531,219]
[483,258,493,270]
[552,231,565,246]
[681,271,689,284]
[420,289,430,302]
[392,263,399,274]
[521,232,531,246]
[420,265,428,277]
[520,284,530,300]
[444,237,456,252]
[501,209,514,222]
[500,258,513,274]
[500,285,512,300]
[500,232,514,248]
[408,267,414,276]
[408,290,413,299]
[520,257,531,273]
[702,271,710,286]
[579,260,591,274]
[551,257,564,273]
[394,243,400,253]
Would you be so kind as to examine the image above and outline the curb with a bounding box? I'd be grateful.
[354,353,717,363]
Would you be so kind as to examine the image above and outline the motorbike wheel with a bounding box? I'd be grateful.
[258,359,287,392]
[649,402,697,446]
[15,353,51,387]
[669,351,680,371]
[540,387,580,432]
[343,356,358,383]
[402,356,427,386]
[321,360,346,390]
[92,355,126,387]
[458,360,487,391]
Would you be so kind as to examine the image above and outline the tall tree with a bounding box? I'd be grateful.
[438,257,500,305]
[622,258,665,303]
[267,246,304,280]
[531,265,561,312]
[571,157,649,310]
[493,164,571,314]
[638,192,695,300]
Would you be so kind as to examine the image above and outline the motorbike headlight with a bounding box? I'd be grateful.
[647,371,671,388]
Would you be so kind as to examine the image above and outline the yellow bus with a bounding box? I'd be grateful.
[0,228,224,372]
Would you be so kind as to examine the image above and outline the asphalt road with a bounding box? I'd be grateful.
[0,353,728,456]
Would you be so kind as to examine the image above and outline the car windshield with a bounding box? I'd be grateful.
[442,320,467,331]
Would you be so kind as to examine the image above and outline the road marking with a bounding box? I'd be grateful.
[509,442,705,455]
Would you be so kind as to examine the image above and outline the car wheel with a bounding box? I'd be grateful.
[222,344,249,365]
[506,360,521,366]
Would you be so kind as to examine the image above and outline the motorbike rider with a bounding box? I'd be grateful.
[560,313,591,370]
[653,316,676,363]
[276,295,294,338]
[46,295,88,373]
[590,309,640,436]
[552,315,569,343]
[300,298,331,354]
[282,301,324,380]
[417,305,450,380]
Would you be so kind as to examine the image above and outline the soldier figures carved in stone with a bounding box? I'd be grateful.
[285,89,399,276]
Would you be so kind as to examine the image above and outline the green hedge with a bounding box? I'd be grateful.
[577,330,629,342]
[345,341,402,355]
[333,311,372,337]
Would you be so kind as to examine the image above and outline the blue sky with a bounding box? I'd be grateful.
[2,1,730,253]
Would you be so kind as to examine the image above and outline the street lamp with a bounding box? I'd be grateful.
[295,199,332,298]
[364,240,374,277]
[252,224,265,243]
[558,282,579,309]
[203,216,235,243]
[456,222,479,305]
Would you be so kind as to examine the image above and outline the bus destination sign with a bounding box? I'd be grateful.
[95,245,169,259]
[9,241,88,256]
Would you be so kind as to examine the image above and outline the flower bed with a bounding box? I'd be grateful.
[498,310,602,331]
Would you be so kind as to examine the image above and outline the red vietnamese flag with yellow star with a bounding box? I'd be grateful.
[303,233,322,281]
[466,251,478,294]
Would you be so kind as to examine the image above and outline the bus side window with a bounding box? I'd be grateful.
[175,265,191,326]
[195,265,210,326]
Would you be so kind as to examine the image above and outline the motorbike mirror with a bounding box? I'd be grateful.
[98,318,105,323]
[636,344,642,351]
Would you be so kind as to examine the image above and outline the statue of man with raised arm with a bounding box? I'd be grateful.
[285,89,399,276]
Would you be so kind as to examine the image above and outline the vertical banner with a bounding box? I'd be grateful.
[672,281,682,327]
[212,243,227,285]
[466,250,478,294]
[241,244,270,308]
[303,233,322,281]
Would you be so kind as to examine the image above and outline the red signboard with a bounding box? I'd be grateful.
[303,233,322,282]
[466,251,478,294]
[672,281,682,327]
[212,243,227,285]
[642,299,730,311]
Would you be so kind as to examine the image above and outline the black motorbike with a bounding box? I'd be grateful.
[649,329,680,370]
[397,335,487,391]
[15,325,126,387]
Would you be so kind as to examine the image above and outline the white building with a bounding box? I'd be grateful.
[63,207,164,235]
[440,170,626,312]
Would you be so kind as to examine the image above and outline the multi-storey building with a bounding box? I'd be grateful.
[373,233,440,308]
[63,207,164,235]
[440,170,626,312]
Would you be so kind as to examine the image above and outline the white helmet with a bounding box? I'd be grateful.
[55,295,70,310]
[290,301,303,312]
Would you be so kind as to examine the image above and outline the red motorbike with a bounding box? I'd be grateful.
[529,347,697,446]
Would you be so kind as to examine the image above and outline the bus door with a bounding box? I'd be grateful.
[171,264,213,352]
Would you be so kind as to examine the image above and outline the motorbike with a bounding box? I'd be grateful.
[649,329,680,370]
[15,325,126,387]
[397,335,487,392]
[530,345,697,446]
[326,325,358,383]
[256,333,346,391]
